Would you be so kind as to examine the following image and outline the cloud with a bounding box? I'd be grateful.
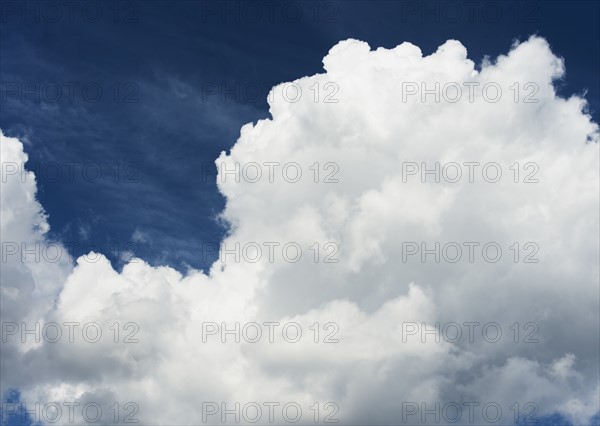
[1,35,599,425]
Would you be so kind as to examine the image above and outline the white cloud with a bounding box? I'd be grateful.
[1,35,598,425]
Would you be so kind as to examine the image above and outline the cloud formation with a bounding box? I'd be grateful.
[1,36,599,425]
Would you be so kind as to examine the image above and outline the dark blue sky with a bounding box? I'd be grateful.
[1,0,599,272]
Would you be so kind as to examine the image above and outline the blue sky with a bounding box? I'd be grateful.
[1,0,598,272]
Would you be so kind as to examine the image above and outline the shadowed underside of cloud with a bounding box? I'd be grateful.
[1,35,599,425]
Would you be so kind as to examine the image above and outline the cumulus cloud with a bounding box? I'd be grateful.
[1,35,599,425]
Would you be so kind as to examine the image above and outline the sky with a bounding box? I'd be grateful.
[1,1,599,426]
